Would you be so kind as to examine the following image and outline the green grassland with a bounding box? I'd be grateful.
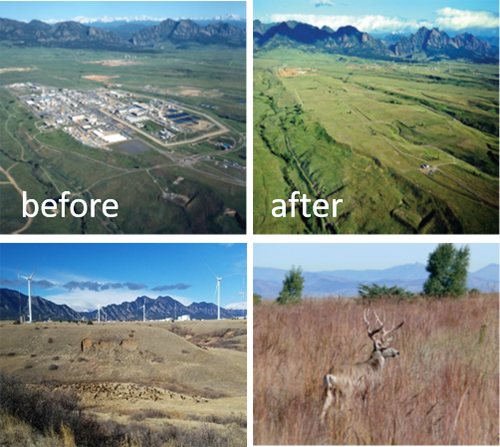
[254,49,499,234]
[0,44,246,234]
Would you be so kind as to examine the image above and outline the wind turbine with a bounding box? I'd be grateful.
[21,267,39,323]
[141,299,146,322]
[206,264,233,320]
[238,271,245,317]
[97,305,101,323]
[17,267,22,322]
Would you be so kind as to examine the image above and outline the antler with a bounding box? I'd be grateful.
[363,309,384,340]
[364,310,404,343]
[380,319,405,343]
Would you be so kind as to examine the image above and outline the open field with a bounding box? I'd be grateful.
[254,294,499,445]
[0,319,247,446]
[81,74,120,84]
[254,50,499,234]
[0,44,246,234]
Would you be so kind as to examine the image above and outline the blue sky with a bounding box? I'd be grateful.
[0,243,247,312]
[254,0,499,36]
[254,243,499,272]
[1,1,246,23]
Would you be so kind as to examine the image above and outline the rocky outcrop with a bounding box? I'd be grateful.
[81,337,92,352]
[119,339,139,351]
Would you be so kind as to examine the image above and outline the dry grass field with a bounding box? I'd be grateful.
[253,294,499,445]
[0,319,247,446]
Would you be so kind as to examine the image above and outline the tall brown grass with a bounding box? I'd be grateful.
[253,294,499,445]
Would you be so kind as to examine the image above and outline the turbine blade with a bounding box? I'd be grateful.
[206,263,218,279]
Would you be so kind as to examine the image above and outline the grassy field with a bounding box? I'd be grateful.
[253,294,499,445]
[0,319,247,446]
[0,44,246,234]
[254,49,499,234]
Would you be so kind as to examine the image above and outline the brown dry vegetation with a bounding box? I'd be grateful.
[81,75,120,84]
[0,320,246,447]
[253,294,499,445]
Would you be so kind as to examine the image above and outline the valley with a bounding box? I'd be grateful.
[254,49,499,234]
[0,22,246,234]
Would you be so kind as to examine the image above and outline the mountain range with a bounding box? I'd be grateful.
[254,263,499,298]
[254,20,498,62]
[0,288,245,322]
[0,17,245,50]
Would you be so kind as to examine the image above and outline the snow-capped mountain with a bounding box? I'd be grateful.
[43,14,245,25]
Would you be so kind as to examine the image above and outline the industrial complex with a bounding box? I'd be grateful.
[6,83,222,150]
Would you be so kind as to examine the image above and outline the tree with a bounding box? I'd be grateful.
[423,244,470,297]
[358,283,414,301]
[277,266,304,305]
[253,293,262,305]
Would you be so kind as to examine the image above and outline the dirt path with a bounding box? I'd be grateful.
[0,165,33,234]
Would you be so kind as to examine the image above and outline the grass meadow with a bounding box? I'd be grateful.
[253,50,499,234]
[0,43,246,234]
[253,294,499,445]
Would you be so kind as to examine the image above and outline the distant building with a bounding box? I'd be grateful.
[71,114,86,122]
[177,315,191,321]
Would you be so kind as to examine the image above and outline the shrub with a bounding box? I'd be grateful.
[358,283,414,300]
[0,373,112,446]
[129,409,168,421]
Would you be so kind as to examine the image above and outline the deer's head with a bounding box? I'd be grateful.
[364,309,404,360]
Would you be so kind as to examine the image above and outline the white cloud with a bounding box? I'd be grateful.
[314,0,335,7]
[269,13,433,34]
[269,8,498,34]
[48,289,145,312]
[46,289,195,312]
[225,301,247,310]
[435,8,499,30]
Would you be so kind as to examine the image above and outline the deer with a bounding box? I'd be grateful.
[320,309,404,424]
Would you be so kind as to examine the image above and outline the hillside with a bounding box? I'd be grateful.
[0,319,247,444]
[0,320,246,393]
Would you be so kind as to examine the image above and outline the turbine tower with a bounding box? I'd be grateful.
[21,267,38,323]
[206,264,233,320]
[141,300,146,322]
[97,305,101,323]
[238,271,245,317]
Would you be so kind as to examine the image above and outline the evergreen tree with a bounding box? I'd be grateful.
[277,266,304,304]
[423,244,470,297]
[253,293,262,305]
